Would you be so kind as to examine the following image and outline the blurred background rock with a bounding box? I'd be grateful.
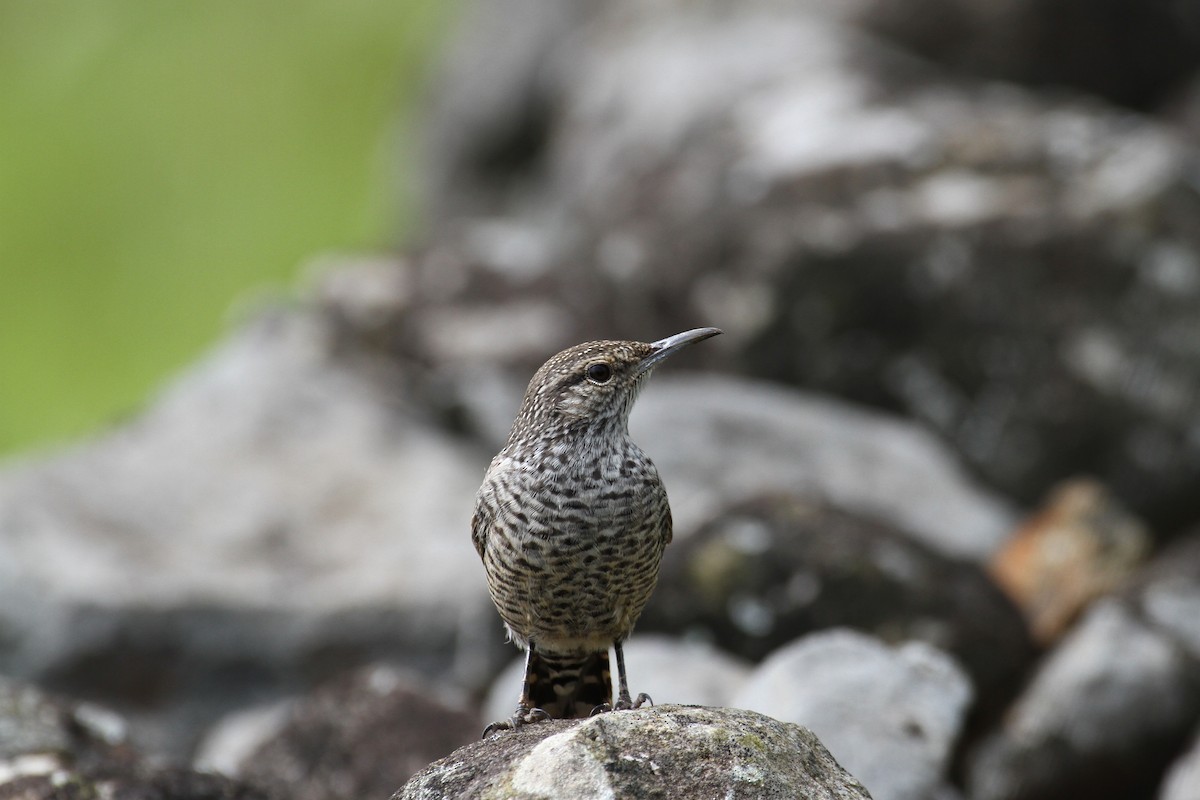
[3,1,1200,799]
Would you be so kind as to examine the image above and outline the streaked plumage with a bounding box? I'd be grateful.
[474,328,721,734]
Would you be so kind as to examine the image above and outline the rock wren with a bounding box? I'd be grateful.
[473,328,722,735]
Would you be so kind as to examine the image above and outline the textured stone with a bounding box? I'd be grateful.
[632,378,1017,560]
[732,630,971,800]
[1160,731,1200,800]
[0,676,128,765]
[394,705,871,800]
[990,479,1151,644]
[966,600,1200,800]
[1128,531,1200,660]
[808,0,1200,109]
[219,666,480,800]
[412,0,1200,534]
[0,769,271,800]
[0,675,267,800]
[643,494,1031,719]
[0,307,488,756]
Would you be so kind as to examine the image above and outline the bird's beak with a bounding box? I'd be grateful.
[637,327,723,374]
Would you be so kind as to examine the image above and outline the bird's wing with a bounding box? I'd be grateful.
[471,493,492,560]
[662,496,672,546]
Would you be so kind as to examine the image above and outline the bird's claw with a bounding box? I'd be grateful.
[482,705,551,738]
[591,692,653,717]
[615,692,653,711]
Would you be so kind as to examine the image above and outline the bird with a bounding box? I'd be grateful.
[473,327,722,736]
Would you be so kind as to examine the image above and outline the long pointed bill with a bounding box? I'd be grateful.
[636,327,723,374]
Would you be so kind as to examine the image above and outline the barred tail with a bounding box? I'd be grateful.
[527,649,612,719]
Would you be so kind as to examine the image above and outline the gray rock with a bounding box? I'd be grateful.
[732,630,972,800]
[0,675,268,800]
[0,306,490,756]
[194,701,292,777]
[989,478,1152,646]
[0,675,127,763]
[806,0,1200,109]
[966,599,1200,800]
[418,0,593,223]
[1129,531,1200,661]
[635,377,1017,560]
[412,0,1200,533]
[394,704,871,800]
[0,768,272,800]
[1160,731,1200,800]
[642,494,1032,718]
[216,666,480,800]
[483,634,751,725]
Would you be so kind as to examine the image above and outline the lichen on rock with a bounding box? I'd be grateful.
[394,704,872,800]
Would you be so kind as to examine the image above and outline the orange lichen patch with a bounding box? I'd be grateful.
[989,479,1151,645]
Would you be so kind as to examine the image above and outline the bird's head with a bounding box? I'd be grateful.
[507,327,722,442]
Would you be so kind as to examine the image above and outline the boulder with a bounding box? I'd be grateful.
[989,478,1151,645]
[0,675,268,800]
[394,704,872,800]
[203,666,480,800]
[411,0,1200,533]
[0,306,489,756]
[1160,730,1200,800]
[632,378,1016,560]
[808,0,1200,109]
[732,630,972,800]
[966,597,1200,800]
[643,494,1031,718]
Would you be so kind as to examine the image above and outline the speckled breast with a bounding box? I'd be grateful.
[476,438,672,654]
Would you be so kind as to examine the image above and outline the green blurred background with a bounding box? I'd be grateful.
[0,1,452,458]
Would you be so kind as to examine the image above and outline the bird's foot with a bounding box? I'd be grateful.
[616,692,653,711]
[482,705,551,738]
[590,692,653,717]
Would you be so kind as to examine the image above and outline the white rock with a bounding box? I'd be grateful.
[732,629,973,800]
[634,375,1016,560]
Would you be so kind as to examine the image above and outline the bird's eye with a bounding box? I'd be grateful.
[586,362,613,384]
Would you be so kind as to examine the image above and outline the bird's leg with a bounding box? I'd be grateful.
[613,640,653,711]
[482,644,551,737]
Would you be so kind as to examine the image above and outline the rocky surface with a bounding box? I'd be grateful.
[0,676,130,767]
[642,494,1032,720]
[1160,731,1200,800]
[214,666,479,800]
[412,0,1200,534]
[990,479,1152,645]
[966,596,1200,800]
[395,704,871,800]
[0,769,270,800]
[733,631,971,800]
[810,0,1200,109]
[631,378,1016,561]
[0,770,270,800]
[0,307,492,757]
[1126,531,1200,661]
[6,0,1200,797]
[0,676,268,800]
[0,302,1012,761]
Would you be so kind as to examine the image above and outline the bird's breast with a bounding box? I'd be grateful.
[486,438,666,545]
